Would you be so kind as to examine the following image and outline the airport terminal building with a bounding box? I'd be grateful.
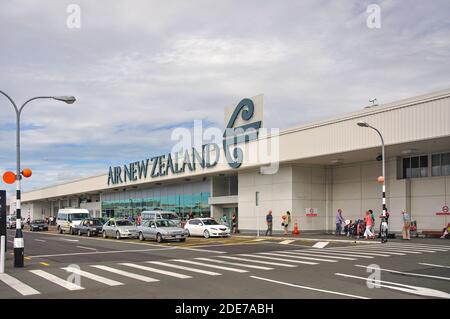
[8,88,450,233]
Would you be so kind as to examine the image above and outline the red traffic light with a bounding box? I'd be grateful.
[22,168,32,178]
[2,171,16,184]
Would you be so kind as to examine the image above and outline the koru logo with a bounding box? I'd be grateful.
[223,98,262,169]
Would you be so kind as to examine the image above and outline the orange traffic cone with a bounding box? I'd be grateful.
[292,222,300,236]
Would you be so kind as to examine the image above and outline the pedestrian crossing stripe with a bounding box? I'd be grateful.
[146,261,222,276]
[62,267,124,286]
[90,265,159,282]
[256,252,338,263]
[29,269,84,291]
[0,273,40,296]
[239,254,318,265]
[172,259,249,273]
[195,257,273,270]
[120,263,192,279]
[276,250,356,260]
[217,255,298,267]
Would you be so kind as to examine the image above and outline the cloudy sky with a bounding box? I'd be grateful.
[0,0,449,194]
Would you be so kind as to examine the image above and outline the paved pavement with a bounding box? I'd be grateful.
[1,229,449,299]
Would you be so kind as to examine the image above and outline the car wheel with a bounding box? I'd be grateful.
[179,238,186,242]
[102,231,107,239]
[186,229,191,237]
[139,232,145,241]
[58,226,63,234]
[203,230,210,239]
[156,233,163,243]
[87,230,91,237]
[116,231,121,240]
[69,227,74,235]
[78,230,82,236]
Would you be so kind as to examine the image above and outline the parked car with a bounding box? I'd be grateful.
[56,209,90,234]
[137,219,188,243]
[140,210,182,227]
[30,220,49,232]
[102,218,137,240]
[184,218,230,238]
[73,218,104,237]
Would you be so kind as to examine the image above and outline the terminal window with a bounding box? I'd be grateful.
[432,152,450,176]
[402,155,428,179]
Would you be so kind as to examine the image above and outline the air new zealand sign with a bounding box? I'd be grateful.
[107,97,263,185]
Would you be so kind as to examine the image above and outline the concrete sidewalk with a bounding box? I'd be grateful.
[232,231,450,245]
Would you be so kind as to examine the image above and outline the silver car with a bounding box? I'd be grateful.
[102,218,137,240]
[137,219,188,243]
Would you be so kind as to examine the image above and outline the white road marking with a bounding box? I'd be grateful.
[384,243,450,249]
[120,263,192,279]
[419,263,450,269]
[60,238,79,242]
[173,259,249,273]
[218,256,297,267]
[34,239,46,243]
[176,247,226,254]
[342,247,423,254]
[29,270,84,291]
[310,248,394,257]
[299,250,374,259]
[62,267,123,286]
[239,254,318,265]
[312,241,329,248]
[252,238,266,242]
[195,257,273,270]
[251,276,369,299]
[29,247,177,259]
[335,273,450,299]
[90,265,159,282]
[382,245,449,252]
[279,240,295,245]
[355,264,450,281]
[76,246,97,251]
[0,273,40,296]
[257,252,338,263]
[147,261,221,276]
[276,250,356,260]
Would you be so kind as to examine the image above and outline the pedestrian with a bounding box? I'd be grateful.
[231,213,237,233]
[265,210,273,236]
[401,210,411,240]
[282,211,291,235]
[440,223,450,239]
[369,209,375,234]
[335,209,345,236]
[137,214,141,226]
[188,210,193,220]
[364,211,375,239]
[220,213,228,226]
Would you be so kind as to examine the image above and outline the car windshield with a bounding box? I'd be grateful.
[116,220,132,226]
[71,213,89,221]
[161,213,178,220]
[86,220,103,226]
[155,220,176,227]
[202,219,219,225]
[33,220,45,224]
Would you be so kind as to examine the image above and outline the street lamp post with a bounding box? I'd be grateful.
[357,122,387,218]
[0,91,75,267]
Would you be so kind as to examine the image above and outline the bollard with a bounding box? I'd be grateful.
[0,235,5,273]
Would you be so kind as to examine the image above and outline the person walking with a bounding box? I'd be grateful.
[265,210,273,236]
[231,213,237,234]
[335,209,345,236]
[137,214,141,226]
[369,209,375,234]
[282,211,291,235]
[402,210,411,240]
[364,211,375,239]
[220,213,228,226]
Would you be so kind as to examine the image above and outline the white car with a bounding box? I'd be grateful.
[184,218,230,238]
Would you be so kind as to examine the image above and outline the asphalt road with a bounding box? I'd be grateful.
[1,229,449,299]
